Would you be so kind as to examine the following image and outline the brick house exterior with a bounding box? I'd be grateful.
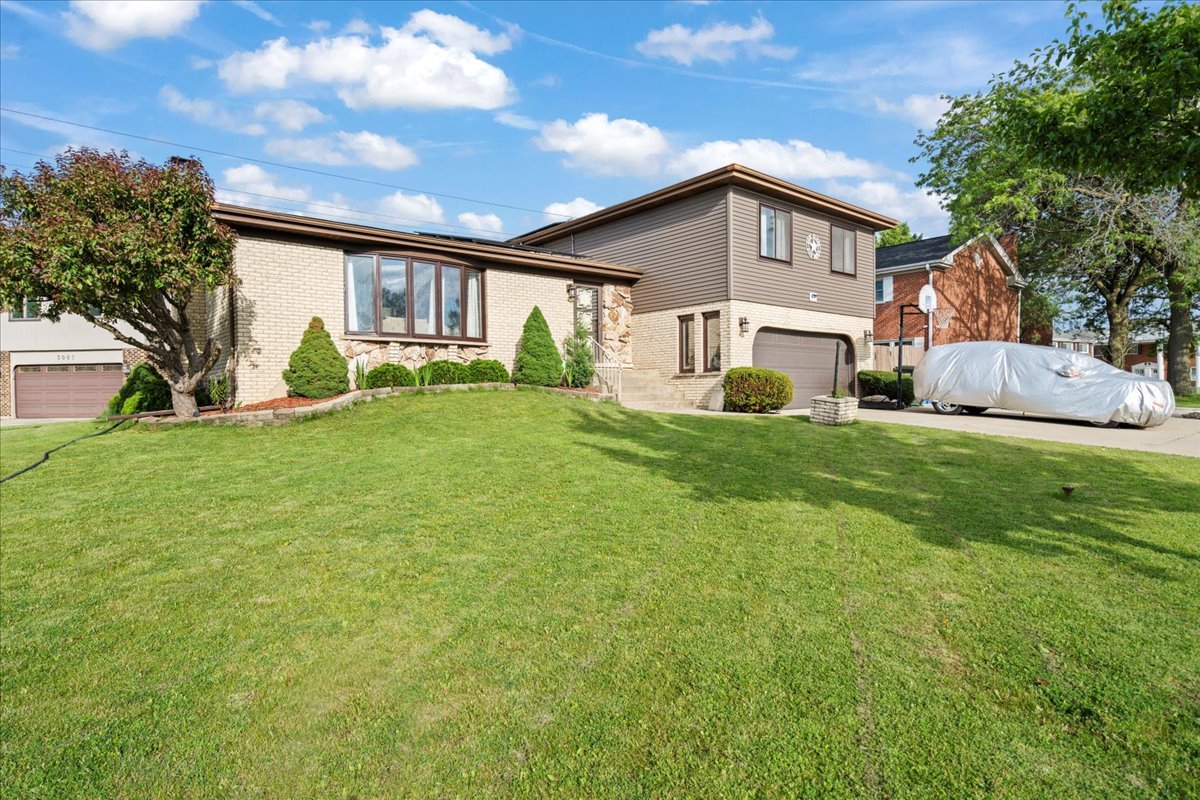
[873,234,1025,349]
[1123,336,1197,383]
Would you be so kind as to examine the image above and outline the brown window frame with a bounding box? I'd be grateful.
[344,252,486,343]
[702,311,721,373]
[9,298,42,321]
[678,314,696,374]
[757,203,793,265]
[830,225,857,277]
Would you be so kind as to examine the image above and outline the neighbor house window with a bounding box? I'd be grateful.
[679,315,696,373]
[875,276,893,303]
[832,225,856,275]
[703,312,720,372]
[9,298,41,320]
[759,204,791,262]
[345,254,483,341]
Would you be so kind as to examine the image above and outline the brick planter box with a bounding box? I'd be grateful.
[810,395,859,425]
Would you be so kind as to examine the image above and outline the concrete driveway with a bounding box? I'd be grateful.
[853,406,1200,457]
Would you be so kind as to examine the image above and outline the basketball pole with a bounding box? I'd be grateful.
[895,303,925,410]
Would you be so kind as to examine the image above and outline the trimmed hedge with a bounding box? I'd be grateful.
[723,367,793,413]
[107,364,171,416]
[512,306,561,387]
[426,360,471,386]
[364,363,416,389]
[857,370,914,405]
[466,359,510,383]
[283,317,349,399]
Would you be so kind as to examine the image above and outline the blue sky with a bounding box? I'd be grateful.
[1,0,1089,240]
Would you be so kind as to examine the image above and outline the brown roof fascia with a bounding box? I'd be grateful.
[212,203,643,282]
[511,164,900,245]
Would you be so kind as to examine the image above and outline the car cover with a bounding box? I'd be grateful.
[913,341,1175,428]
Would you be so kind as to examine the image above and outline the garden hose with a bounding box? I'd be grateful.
[0,419,127,484]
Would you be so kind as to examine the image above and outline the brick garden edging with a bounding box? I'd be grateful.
[137,383,608,428]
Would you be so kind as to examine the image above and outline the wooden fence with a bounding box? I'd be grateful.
[872,344,925,373]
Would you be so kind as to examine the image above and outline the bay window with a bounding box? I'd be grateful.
[345,254,484,341]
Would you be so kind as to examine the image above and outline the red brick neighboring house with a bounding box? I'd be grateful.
[1124,334,1197,384]
[873,234,1025,348]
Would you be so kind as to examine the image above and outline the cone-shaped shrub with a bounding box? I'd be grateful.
[282,317,349,399]
[512,306,562,386]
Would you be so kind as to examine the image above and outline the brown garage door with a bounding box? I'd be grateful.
[14,364,125,418]
[752,329,854,409]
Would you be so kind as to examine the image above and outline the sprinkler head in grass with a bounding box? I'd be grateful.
[1061,485,1075,498]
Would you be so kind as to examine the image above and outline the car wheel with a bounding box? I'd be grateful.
[962,406,989,415]
[933,401,962,415]
[1090,420,1119,428]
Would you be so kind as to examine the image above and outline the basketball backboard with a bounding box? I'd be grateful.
[918,284,938,313]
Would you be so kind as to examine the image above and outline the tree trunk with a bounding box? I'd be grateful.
[1105,300,1132,369]
[1165,261,1196,394]
[169,384,199,417]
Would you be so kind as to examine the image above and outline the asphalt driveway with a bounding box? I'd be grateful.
[853,406,1200,457]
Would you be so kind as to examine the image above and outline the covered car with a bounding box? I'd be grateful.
[912,341,1175,428]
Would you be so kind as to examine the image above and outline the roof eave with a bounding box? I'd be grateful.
[213,204,643,282]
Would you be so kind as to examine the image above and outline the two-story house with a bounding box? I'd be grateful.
[513,165,897,409]
[0,301,144,419]
[2,164,897,418]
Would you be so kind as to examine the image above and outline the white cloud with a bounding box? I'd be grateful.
[457,211,505,236]
[543,197,604,221]
[0,43,19,59]
[159,85,265,135]
[669,138,894,181]
[536,113,670,177]
[494,111,538,130]
[232,0,280,25]
[378,191,445,225]
[873,94,950,129]
[218,164,310,203]
[402,9,511,55]
[265,131,418,170]
[218,11,515,110]
[826,180,949,235]
[796,35,1004,91]
[635,14,795,66]
[254,99,329,132]
[190,55,214,69]
[63,0,204,51]
[307,19,329,33]
[531,73,560,88]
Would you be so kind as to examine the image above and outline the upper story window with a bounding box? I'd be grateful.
[832,226,856,275]
[9,298,42,320]
[759,204,791,263]
[875,276,893,303]
[345,254,483,341]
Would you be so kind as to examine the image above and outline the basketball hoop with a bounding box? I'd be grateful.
[918,283,938,313]
[933,308,955,329]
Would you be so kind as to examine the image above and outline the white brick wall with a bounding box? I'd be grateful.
[632,299,875,407]
[216,236,633,404]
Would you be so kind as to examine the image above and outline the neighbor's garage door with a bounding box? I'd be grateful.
[752,329,854,409]
[13,364,125,418]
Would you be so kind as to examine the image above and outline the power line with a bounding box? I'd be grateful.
[0,107,572,219]
[1,148,514,237]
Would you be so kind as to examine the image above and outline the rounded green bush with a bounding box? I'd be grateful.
[857,370,913,404]
[466,359,510,383]
[426,360,471,386]
[107,363,171,416]
[282,317,349,399]
[364,363,416,389]
[512,306,562,387]
[723,367,794,413]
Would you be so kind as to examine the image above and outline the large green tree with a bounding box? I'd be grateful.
[875,223,922,248]
[991,0,1200,391]
[0,149,237,416]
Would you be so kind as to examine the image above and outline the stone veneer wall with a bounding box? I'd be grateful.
[631,300,875,408]
[219,235,634,404]
[0,350,10,418]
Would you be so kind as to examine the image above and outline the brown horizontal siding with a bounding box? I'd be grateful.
[729,188,875,318]
[543,189,728,314]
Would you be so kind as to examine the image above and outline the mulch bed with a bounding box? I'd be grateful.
[221,394,352,413]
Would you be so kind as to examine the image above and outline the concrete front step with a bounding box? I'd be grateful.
[617,368,695,411]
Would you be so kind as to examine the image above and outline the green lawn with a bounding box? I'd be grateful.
[2,391,1198,799]
[1175,392,1200,408]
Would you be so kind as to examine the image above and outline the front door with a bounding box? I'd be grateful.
[574,284,601,354]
